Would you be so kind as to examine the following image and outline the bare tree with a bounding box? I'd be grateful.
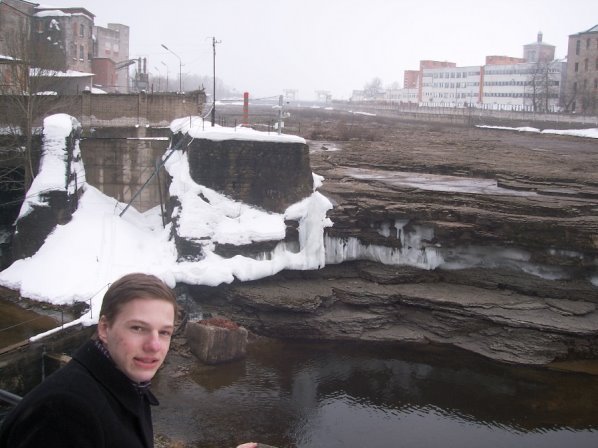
[0,22,71,190]
[363,77,383,100]
[526,61,561,113]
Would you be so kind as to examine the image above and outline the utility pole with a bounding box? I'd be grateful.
[211,36,221,127]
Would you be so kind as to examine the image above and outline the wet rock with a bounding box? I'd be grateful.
[187,262,598,366]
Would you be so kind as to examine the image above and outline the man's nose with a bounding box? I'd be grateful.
[144,331,162,351]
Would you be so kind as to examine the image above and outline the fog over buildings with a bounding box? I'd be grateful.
[9,0,598,99]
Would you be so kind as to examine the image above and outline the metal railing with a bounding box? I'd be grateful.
[0,388,21,405]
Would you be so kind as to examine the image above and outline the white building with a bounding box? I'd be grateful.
[420,66,481,108]
[384,88,418,104]
[482,61,564,112]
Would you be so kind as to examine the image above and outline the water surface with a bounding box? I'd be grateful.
[153,339,598,448]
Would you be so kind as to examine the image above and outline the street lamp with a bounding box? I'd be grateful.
[153,66,161,92]
[161,43,182,93]
[161,61,169,92]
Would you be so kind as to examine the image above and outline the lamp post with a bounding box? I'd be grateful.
[153,66,161,92]
[161,61,169,92]
[161,43,182,93]
[211,36,221,127]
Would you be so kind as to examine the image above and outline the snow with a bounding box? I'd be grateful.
[170,116,305,143]
[18,114,84,218]
[0,116,331,340]
[477,125,598,139]
[34,9,94,21]
[2,115,597,341]
[30,68,94,78]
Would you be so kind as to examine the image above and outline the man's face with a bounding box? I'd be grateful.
[98,297,175,383]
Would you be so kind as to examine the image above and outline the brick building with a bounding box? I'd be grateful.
[1,1,134,95]
[565,24,598,113]
[32,5,95,73]
[93,23,130,92]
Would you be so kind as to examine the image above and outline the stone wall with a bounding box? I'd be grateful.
[80,127,170,212]
[187,138,314,213]
[0,91,206,129]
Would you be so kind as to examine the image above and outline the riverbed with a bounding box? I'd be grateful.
[152,337,598,448]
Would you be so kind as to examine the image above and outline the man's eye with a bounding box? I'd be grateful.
[159,330,172,338]
[131,326,144,332]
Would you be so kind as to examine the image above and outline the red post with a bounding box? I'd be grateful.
[243,92,249,126]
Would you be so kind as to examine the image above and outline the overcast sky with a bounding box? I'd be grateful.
[42,0,598,100]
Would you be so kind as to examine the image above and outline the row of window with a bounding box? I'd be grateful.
[429,71,480,79]
[484,92,558,98]
[572,79,598,91]
[424,92,479,98]
[573,58,598,72]
[425,82,479,88]
[575,38,598,55]
[484,67,561,75]
[484,80,560,87]
[70,43,90,61]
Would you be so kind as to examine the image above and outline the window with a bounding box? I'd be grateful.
[587,39,591,49]
[79,24,84,37]
[79,45,84,60]
[576,40,580,55]
[584,58,588,71]
[575,62,579,72]
[573,82,577,92]
[595,79,598,89]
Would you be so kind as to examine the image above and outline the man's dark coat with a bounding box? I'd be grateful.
[0,340,158,448]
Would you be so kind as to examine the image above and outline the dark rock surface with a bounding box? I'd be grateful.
[183,108,598,365]
[188,261,598,365]
[187,138,313,213]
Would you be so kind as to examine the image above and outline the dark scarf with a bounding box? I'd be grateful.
[93,339,153,397]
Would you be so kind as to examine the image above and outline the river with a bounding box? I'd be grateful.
[152,337,598,448]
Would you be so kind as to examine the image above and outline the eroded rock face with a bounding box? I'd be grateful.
[180,112,598,366]
[186,262,598,365]
[187,138,313,213]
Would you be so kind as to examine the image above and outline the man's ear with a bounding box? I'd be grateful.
[98,316,109,344]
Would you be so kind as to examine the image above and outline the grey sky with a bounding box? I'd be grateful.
[42,0,598,99]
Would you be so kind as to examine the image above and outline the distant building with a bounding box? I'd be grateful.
[482,58,564,112]
[1,1,134,95]
[33,5,95,74]
[412,34,564,112]
[403,70,419,89]
[93,23,130,92]
[565,24,598,113]
[0,0,36,56]
[523,31,556,63]
[420,65,481,108]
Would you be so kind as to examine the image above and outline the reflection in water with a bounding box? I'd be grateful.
[0,298,58,349]
[153,339,598,448]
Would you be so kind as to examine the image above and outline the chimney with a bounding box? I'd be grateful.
[537,31,543,43]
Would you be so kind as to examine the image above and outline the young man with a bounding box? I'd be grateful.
[0,273,177,448]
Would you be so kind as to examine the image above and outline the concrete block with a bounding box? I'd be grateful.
[185,319,248,365]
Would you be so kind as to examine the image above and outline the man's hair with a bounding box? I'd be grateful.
[99,273,177,324]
